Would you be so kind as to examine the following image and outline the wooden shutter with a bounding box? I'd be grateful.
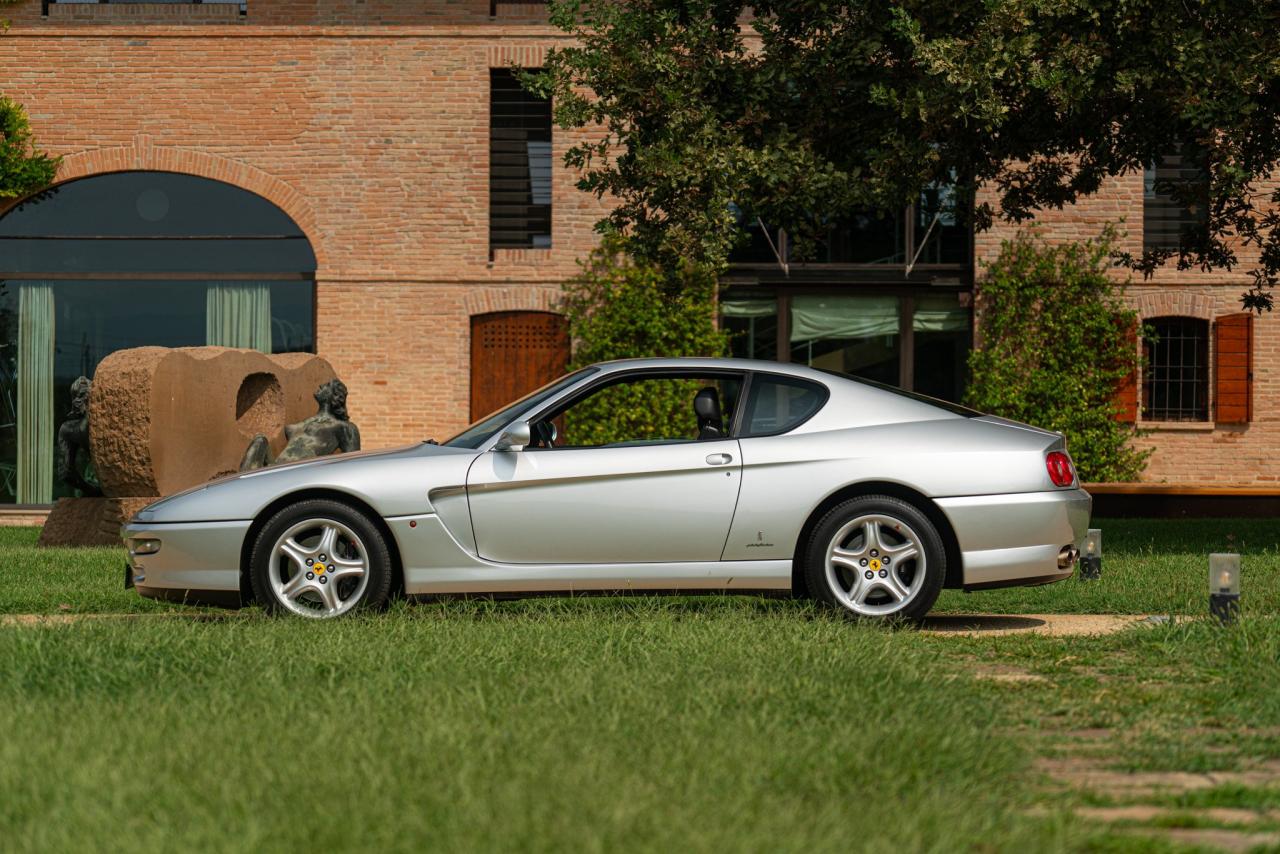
[1112,319,1139,423]
[1214,312,1253,423]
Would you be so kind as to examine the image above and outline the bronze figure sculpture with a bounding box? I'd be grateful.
[239,378,360,471]
[56,376,101,497]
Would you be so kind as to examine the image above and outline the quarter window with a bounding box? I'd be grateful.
[1143,316,1210,422]
[739,375,827,436]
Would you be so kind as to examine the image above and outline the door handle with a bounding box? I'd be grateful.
[705,453,733,466]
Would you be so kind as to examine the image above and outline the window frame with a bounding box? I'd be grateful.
[728,197,974,276]
[1143,145,1210,254]
[488,67,553,256]
[719,284,972,394]
[1141,315,1211,423]
[0,171,319,507]
[514,367,752,451]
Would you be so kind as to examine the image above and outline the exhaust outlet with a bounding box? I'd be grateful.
[1058,545,1080,570]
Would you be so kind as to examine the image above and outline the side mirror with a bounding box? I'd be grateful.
[494,421,531,451]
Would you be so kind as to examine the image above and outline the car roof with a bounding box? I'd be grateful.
[591,357,837,384]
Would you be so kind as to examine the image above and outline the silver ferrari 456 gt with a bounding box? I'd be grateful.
[124,358,1092,621]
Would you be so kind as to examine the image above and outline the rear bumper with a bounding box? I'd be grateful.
[936,488,1091,589]
[122,519,249,607]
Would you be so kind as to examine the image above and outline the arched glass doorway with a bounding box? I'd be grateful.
[0,171,317,505]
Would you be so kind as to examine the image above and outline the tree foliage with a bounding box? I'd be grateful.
[0,95,58,201]
[559,238,728,446]
[536,0,1280,309]
[965,228,1150,482]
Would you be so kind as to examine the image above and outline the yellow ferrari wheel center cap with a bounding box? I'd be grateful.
[315,565,326,574]
[869,559,882,571]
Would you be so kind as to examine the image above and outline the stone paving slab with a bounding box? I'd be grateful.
[920,613,1157,637]
[0,611,1163,634]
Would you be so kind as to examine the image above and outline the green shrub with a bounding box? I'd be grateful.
[561,238,728,446]
[0,96,59,199]
[965,227,1150,482]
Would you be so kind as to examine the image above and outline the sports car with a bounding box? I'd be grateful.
[123,358,1092,620]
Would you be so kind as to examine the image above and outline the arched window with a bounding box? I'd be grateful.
[0,171,317,504]
[1143,316,1209,422]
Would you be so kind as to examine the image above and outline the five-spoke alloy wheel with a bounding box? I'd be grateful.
[804,496,945,621]
[250,499,393,618]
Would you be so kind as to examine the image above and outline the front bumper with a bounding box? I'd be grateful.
[936,488,1091,590]
[123,519,251,608]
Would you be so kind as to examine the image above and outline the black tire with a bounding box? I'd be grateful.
[249,498,394,618]
[802,495,945,622]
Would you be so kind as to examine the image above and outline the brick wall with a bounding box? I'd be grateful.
[1,13,606,449]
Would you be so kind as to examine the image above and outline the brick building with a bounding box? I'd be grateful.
[0,0,1271,515]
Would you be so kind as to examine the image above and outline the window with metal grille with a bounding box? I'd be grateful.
[1143,316,1209,421]
[490,69,552,253]
[1144,144,1208,252]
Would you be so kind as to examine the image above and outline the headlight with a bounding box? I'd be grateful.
[129,538,161,555]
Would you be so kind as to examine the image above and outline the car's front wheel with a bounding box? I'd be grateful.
[803,495,945,621]
[249,499,393,618]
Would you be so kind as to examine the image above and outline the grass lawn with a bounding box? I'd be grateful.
[1,519,1279,851]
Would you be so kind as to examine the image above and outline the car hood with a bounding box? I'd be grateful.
[133,442,478,524]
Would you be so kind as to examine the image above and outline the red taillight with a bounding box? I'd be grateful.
[1046,451,1075,487]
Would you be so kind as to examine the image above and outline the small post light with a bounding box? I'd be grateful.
[1079,528,1102,580]
[1209,553,1241,624]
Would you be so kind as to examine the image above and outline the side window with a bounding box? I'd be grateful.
[532,375,742,449]
[741,375,827,436]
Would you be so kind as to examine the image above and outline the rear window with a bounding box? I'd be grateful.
[815,368,984,418]
[740,374,828,436]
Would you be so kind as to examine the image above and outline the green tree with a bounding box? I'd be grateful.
[1,95,58,200]
[536,0,1280,310]
[965,228,1150,482]
[559,238,728,445]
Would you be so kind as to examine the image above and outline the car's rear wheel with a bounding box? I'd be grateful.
[803,495,945,621]
[249,499,393,618]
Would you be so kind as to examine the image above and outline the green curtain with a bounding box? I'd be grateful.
[16,283,55,505]
[720,297,777,318]
[913,294,970,333]
[206,283,272,352]
[791,295,900,342]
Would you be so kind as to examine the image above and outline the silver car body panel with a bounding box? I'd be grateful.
[126,520,250,592]
[466,439,743,564]
[387,512,791,593]
[123,357,1092,604]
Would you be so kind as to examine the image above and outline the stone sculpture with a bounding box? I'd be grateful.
[55,376,101,497]
[87,346,337,496]
[38,346,339,547]
[239,378,361,471]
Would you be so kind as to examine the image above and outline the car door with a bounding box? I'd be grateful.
[465,371,745,565]
[466,441,742,564]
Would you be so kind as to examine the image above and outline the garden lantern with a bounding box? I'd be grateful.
[1209,553,1241,624]
[1079,528,1102,580]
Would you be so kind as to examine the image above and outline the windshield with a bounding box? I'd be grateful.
[443,368,598,449]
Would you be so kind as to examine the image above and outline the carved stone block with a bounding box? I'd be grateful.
[88,347,338,497]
